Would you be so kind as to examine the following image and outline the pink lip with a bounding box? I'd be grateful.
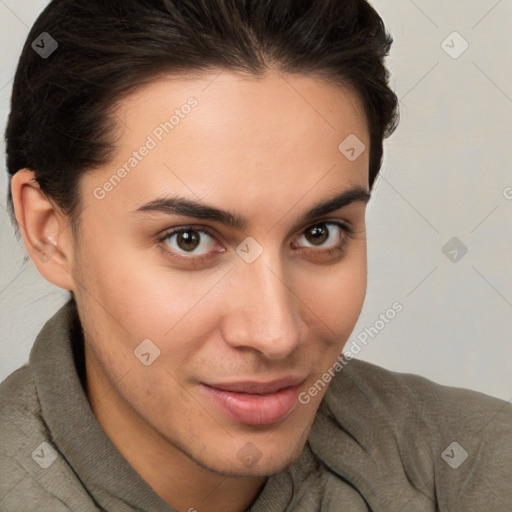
[204,375,307,394]
[200,376,307,425]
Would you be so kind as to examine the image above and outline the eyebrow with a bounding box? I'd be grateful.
[135,185,371,231]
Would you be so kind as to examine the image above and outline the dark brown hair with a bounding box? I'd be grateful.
[5,0,399,230]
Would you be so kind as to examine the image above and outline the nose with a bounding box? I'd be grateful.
[220,248,305,359]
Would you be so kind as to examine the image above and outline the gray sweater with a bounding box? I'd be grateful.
[1,300,511,511]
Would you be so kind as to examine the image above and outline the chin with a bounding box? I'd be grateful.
[219,436,307,477]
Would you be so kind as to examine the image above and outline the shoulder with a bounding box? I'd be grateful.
[0,365,42,446]
[326,356,510,421]
[326,357,512,441]
[0,366,97,511]
[308,357,512,511]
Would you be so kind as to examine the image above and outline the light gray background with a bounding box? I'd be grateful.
[1,0,511,401]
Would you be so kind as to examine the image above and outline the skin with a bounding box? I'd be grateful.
[11,69,370,512]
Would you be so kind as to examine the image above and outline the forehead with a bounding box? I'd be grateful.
[113,69,368,146]
[83,70,370,219]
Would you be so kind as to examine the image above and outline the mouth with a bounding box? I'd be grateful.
[199,375,308,426]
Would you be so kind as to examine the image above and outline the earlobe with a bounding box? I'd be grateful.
[10,169,75,291]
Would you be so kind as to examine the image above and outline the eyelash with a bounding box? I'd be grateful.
[157,221,354,264]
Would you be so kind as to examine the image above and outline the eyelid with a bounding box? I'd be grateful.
[159,218,353,239]
[314,219,353,235]
[299,219,355,240]
[159,225,217,239]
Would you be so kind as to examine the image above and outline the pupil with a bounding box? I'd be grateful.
[178,231,200,251]
[306,225,328,245]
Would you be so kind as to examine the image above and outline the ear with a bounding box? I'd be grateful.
[10,169,75,291]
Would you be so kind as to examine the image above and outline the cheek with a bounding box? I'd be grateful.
[299,244,367,337]
[73,235,224,365]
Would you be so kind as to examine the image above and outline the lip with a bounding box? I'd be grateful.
[204,375,308,395]
[199,375,307,426]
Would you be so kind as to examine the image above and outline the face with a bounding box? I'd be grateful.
[72,69,370,477]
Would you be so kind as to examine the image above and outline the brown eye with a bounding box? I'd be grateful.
[296,222,348,250]
[162,227,217,256]
[176,230,200,251]
[304,225,329,246]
